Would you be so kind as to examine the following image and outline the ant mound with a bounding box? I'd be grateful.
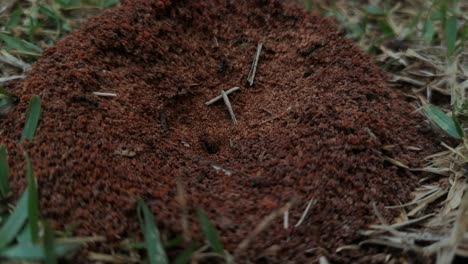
[1,0,439,262]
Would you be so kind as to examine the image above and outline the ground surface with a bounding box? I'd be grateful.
[0,0,442,262]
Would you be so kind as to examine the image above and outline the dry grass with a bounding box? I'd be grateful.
[308,0,467,262]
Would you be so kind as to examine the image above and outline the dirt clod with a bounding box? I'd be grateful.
[1,0,439,262]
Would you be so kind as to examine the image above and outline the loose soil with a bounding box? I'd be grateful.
[1,0,441,263]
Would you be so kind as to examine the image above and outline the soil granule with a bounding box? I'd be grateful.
[1,0,440,263]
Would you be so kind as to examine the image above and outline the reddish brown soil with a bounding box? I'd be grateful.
[1,0,440,263]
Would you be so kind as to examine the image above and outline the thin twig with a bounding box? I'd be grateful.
[56,236,106,243]
[92,92,117,97]
[0,75,26,83]
[436,191,468,263]
[234,201,293,257]
[295,198,316,227]
[88,252,140,263]
[221,90,237,125]
[319,256,330,264]
[0,50,31,70]
[257,106,292,126]
[283,210,289,229]
[176,177,190,242]
[205,87,239,106]
[247,43,263,86]
[372,202,388,226]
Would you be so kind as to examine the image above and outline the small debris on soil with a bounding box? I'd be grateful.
[205,86,240,106]
[247,43,263,86]
[92,92,117,97]
[113,149,137,158]
[221,90,238,125]
[0,0,439,263]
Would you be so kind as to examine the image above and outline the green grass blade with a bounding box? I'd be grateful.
[25,153,39,243]
[423,104,462,139]
[439,0,447,29]
[173,244,196,264]
[20,96,41,144]
[0,190,29,248]
[0,242,79,260]
[101,0,120,8]
[462,24,468,42]
[195,208,224,255]
[43,221,57,264]
[446,15,457,59]
[377,19,395,37]
[423,18,435,42]
[0,97,11,109]
[452,114,464,138]
[0,33,43,54]
[129,242,145,250]
[408,12,421,31]
[366,5,385,16]
[5,9,22,30]
[16,225,32,245]
[301,0,313,11]
[163,236,184,249]
[136,198,168,264]
[54,0,80,8]
[39,4,63,22]
[0,145,10,198]
[346,23,365,39]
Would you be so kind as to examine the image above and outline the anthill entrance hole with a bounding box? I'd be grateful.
[200,135,220,154]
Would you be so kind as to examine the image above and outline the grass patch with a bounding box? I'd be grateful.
[0,145,82,262]
[0,0,120,77]
[134,199,230,263]
[0,93,86,262]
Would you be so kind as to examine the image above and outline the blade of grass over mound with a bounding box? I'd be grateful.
[0,97,10,111]
[43,221,57,264]
[365,5,385,16]
[136,198,168,264]
[423,104,463,139]
[445,15,458,60]
[0,33,43,55]
[0,190,29,248]
[0,242,79,260]
[423,17,435,42]
[20,96,41,144]
[25,153,39,243]
[196,208,224,255]
[100,0,120,8]
[16,225,32,245]
[173,244,196,264]
[4,9,22,30]
[0,145,10,198]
